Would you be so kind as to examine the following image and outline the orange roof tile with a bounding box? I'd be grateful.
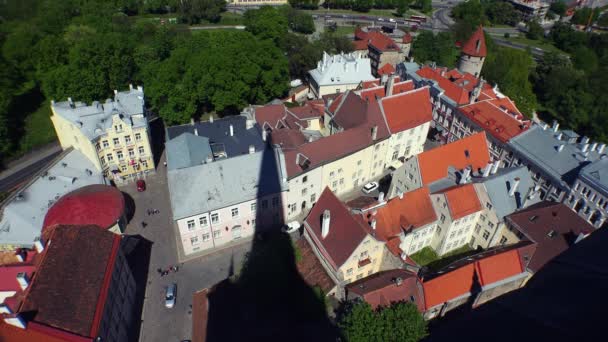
[366,31,401,52]
[373,187,437,241]
[417,132,491,185]
[392,80,415,94]
[416,67,470,105]
[423,249,523,309]
[459,98,530,143]
[378,63,396,76]
[380,87,433,133]
[462,26,487,58]
[441,184,482,220]
[403,33,413,44]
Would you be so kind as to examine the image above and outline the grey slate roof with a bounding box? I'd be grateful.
[167,148,288,220]
[475,167,540,220]
[0,149,105,248]
[51,86,146,141]
[508,125,603,187]
[579,158,608,197]
[166,116,265,159]
[165,133,213,170]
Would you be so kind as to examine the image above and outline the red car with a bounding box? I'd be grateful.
[136,179,146,192]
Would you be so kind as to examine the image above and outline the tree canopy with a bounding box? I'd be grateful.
[412,31,460,68]
[337,301,427,342]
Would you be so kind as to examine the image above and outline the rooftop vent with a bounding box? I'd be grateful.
[547,230,557,238]
[395,277,403,286]
[529,215,538,222]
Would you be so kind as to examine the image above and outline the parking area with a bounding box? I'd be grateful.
[121,154,251,342]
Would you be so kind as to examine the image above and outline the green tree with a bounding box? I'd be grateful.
[280,6,316,34]
[571,7,599,26]
[396,0,412,17]
[526,21,544,40]
[412,31,459,67]
[338,301,427,342]
[597,13,608,27]
[452,0,485,27]
[549,1,566,17]
[245,6,289,44]
[572,47,599,74]
[485,1,520,26]
[288,0,320,9]
[483,46,537,117]
[315,32,354,54]
[177,0,226,24]
[352,0,373,12]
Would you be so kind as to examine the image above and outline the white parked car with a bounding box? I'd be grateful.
[378,17,385,21]
[165,283,176,308]
[283,221,301,234]
[362,182,379,194]
[389,18,396,23]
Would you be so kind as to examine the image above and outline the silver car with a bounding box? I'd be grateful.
[165,283,176,308]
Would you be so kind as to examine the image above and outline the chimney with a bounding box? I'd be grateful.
[509,177,521,197]
[113,89,118,96]
[386,75,396,97]
[51,99,55,105]
[321,210,331,238]
[249,145,255,154]
[371,125,378,141]
[582,136,590,144]
[542,123,549,130]
[399,192,404,199]
[194,128,199,136]
[552,120,559,132]
[557,144,564,152]
[556,132,563,141]
[395,277,403,286]
[460,168,471,184]
[246,119,254,129]
[129,84,133,91]
[209,115,214,123]
[476,39,481,53]
[491,160,500,175]
[137,85,143,92]
[590,142,598,152]
[16,273,29,290]
[598,143,606,153]
[190,118,195,126]
[371,218,377,230]
[381,74,388,85]
[3,315,26,329]
[582,144,589,153]
[482,162,493,177]
[229,124,234,137]
[34,239,44,253]
[262,130,267,142]
[378,192,385,203]
[206,154,213,163]
[68,97,74,108]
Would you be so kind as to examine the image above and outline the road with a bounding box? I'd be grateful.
[0,143,62,193]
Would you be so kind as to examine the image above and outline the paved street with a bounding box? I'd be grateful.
[121,154,251,342]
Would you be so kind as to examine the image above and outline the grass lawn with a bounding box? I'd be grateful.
[411,245,477,271]
[506,36,569,55]
[17,101,57,155]
[331,25,357,36]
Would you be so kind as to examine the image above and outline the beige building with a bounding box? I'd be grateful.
[51,85,155,184]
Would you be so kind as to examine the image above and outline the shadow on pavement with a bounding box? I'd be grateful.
[204,140,338,341]
[122,192,136,224]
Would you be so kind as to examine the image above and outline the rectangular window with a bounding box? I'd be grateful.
[211,213,220,224]
[128,149,135,158]
[272,197,279,208]
[106,153,114,162]
[142,160,148,168]
[125,135,131,144]
[357,160,362,166]
[95,143,101,151]
[392,150,399,160]
[500,236,507,244]
[488,222,495,229]
[347,268,353,275]
[332,181,338,188]
[302,175,308,183]
[103,140,109,148]
[475,224,481,234]
[138,146,145,155]
[330,171,335,178]
[213,230,221,239]
[301,188,308,196]
[262,200,268,209]
[116,151,124,161]
[187,220,195,231]
[339,178,344,185]
[190,236,199,245]
[440,214,446,223]
[199,217,208,227]
[486,202,493,210]
[121,165,127,172]
[202,233,210,242]
[100,156,106,166]
[311,194,316,203]
[483,230,490,241]
[231,207,239,218]
[480,215,486,222]
[360,251,368,258]
[135,132,142,141]
[251,202,257,213]
[251,219,256,228]
[113,138,120,146]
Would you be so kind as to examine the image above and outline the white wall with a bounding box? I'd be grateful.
[285,167,324,220]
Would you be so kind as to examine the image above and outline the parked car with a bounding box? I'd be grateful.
[389,18,396,23]
[136,179,146,192]
[165,283,176,308]
[378,17,385,21]
[282,221,301,234]
[362,182,379,194]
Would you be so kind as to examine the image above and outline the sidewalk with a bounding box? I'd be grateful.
[0,142,61,180]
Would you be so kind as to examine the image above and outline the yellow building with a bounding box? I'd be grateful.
[51,85,155,184]
[304,188,389,297]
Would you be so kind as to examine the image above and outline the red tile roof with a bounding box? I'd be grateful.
[373,187,437,241]
[378,63,396,76]
[352,40,369,51]
[423,249,523,309]
[417,132,491,185]
[0,320,90,342]
[440,184,482,220]
[360,80,381,89]
[346,269,425,311]
[403,33,413,44]
[19,225,121,338]
[304,188,371,270]
[462,26,487,58]
[0,265,35,292]
[416,67,495,105]
[353,29,401,52]
[459,98,531,143]
[192,289,209,342]
[380,87,433,133]
[358,80,414,103]
[506,202,596,273]
[392,80,415,94]
[42,185,125,231]
[269,129,308,149]
[254,104,286,129]
[295,239,336,293]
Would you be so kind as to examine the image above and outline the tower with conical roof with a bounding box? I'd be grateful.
[458,26,487,77]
